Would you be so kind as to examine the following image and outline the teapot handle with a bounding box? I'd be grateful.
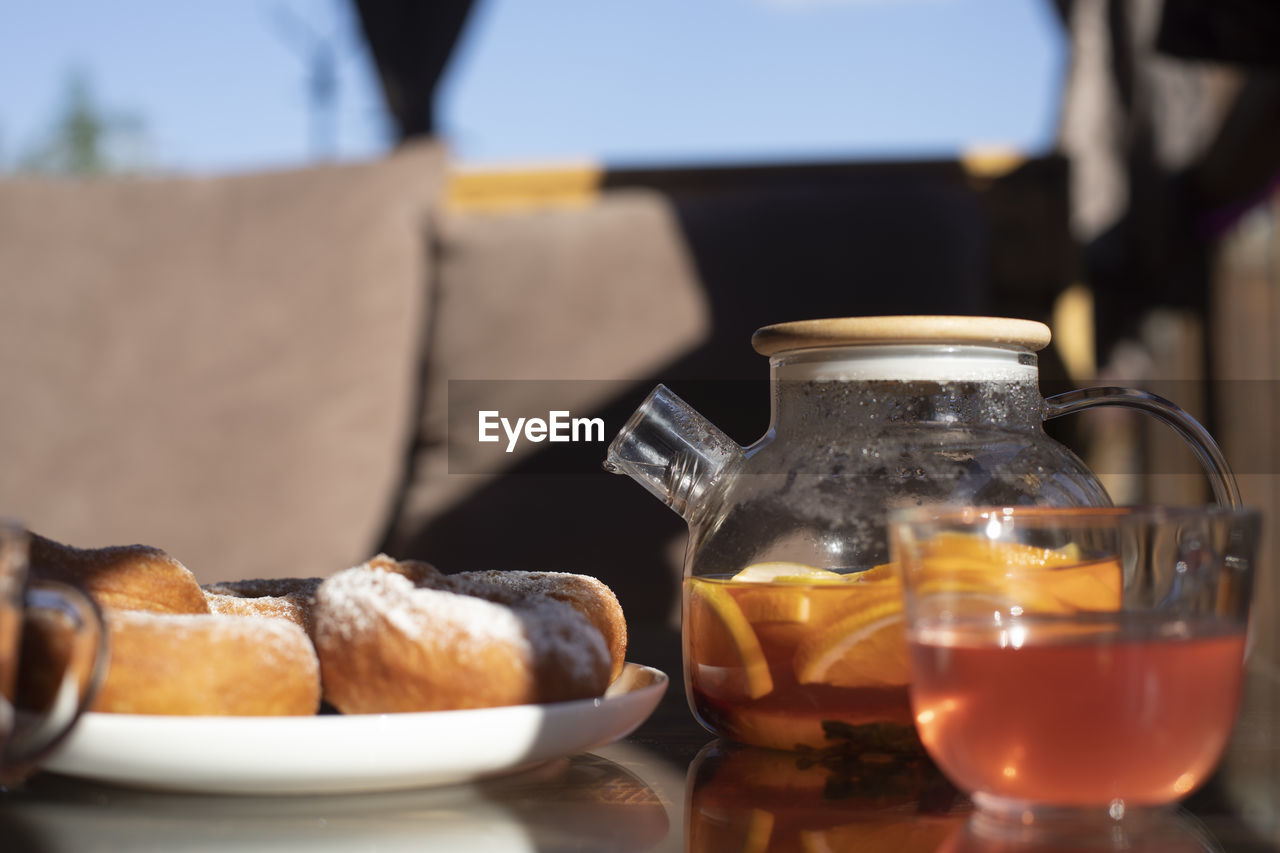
[1044,387,1242,509]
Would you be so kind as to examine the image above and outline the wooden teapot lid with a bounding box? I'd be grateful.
[752,316,1052,357]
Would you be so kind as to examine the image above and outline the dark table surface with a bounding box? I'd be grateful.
[1,626,1277,852]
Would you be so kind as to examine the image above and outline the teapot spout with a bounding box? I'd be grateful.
[604,384,744,521]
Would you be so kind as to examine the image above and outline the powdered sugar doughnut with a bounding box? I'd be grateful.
[93,609,321,716]
[445,571,627,683]
[203,577,323,633]
[311,560,612,713]
[360,553,443,586]
[28,532,209,615]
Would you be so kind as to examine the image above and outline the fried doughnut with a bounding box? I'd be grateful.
[27,532,208,615]
[203,577,323,633]
[312,559,612,713]
[445,571,627,683]
[93,609,321,716]
[356,553,444,585]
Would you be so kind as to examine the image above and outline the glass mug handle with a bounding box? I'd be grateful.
[2,580,107,785]
[1044,386,1242,509]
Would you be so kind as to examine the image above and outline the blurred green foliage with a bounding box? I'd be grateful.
[16,70,150,176]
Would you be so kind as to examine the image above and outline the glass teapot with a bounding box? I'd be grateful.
[604,316,1239,751]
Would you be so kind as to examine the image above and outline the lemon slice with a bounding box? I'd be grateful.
[1055,542,1084,562]
[730,562,852,631]
[688,580,774,699]
[793,591,909,688]
[732,562,848,584]
[728,562,834,622]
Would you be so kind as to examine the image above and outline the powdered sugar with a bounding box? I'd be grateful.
[514,596,609,684]
[205,592,309,626]
[313,565,529,656]
[107,609,316,672]
[312,561,610,691]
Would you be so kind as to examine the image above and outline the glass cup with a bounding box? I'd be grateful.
[889,506,1258,825]
[0,520,107,786]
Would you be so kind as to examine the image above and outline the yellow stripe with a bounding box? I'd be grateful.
[1053,283,1097,381]
[445,164,604,213]
[959,145,1026,179]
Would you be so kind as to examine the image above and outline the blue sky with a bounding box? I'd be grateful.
[1,0,1066,173]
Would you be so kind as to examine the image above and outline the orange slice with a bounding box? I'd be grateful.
[1040,557,1122,610]
[722,708,831,752]
[800,815,964,853]
[741,808,775,853]
[850,562,897,584]
[793,590,909,688]
[687,579,774,699]
[920,533,1084,572]
[915,536,1122,613]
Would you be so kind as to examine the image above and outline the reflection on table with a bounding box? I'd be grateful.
[685,738,1231,853]
[0,637,1276,853]
[940,808,1223,853]
[0,749,671,853]
[686,739,966,852]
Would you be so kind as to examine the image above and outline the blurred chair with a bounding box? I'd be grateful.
[0,141,444,580]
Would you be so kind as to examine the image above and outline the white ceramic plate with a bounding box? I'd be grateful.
[42,662,667,795]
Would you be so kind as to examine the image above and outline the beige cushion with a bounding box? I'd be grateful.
[0,141,445,582]
[382,190,710,624]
